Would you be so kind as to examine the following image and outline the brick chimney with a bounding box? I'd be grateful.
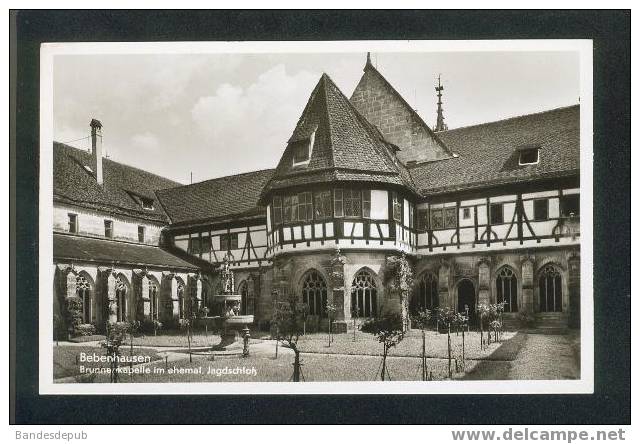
[90,118,103,185]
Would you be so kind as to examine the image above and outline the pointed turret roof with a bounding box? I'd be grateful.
[260,73,417,200]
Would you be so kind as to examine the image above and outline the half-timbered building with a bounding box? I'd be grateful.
[53,54,580,334]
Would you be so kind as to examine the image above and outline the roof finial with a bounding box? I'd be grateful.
[434,74,448,132]
[365,51,373,70]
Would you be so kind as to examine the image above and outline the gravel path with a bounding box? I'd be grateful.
[464,331,580,380]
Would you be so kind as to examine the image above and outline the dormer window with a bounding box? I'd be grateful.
[291,130,315,166]
[140,197,154,210]
[518,144,540,165]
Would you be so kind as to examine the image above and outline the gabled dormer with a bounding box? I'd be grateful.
[350,53,453,164]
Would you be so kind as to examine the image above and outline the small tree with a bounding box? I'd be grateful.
[412,309,431,381]
[65,296,84,338]
[325,302,337,347]
[437,307,456,378]
[297,302,309,337]
[351,304,359,342]
[101,321,129,383]
[178,317,193,362]
[384,254,414,332]
[198,306,210,335]
[272,294,306,382]
[453,312,469,370]
[477,303,491,350]
[361,312,405,381]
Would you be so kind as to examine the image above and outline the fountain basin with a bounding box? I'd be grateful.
[224,315,254,327]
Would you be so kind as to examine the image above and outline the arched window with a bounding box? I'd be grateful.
[76,274,93,323]
[414,273,438,314]
[238,281,249,315]
[496,267,518,312]
[301,270,328,317]
[539,265,563,312]
[115,276,127,322]
[351,269,378,318]
[149,279,159,321]
[177,281,185,319]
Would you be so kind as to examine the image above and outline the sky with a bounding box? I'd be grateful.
[53,50,580,184]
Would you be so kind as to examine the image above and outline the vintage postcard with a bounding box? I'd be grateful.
[38,40,593,394]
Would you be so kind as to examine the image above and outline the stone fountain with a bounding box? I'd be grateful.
[211,255,254,351]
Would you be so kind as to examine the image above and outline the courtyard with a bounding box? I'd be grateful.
[52,328,580,383]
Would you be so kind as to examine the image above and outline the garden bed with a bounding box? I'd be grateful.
[129,331,262,348]
[295,329,517,361]
[68,334,106,343]
[87,352,480,383]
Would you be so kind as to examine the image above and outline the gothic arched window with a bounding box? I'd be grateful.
[496,267,518,312]
[351,269,378,318]
[115,276,127,322]
[539,265,563,312]
[177,281,185,319]
[76,274,93,323]
[301,270,328,317]
[149,279,159,321]
[414,272,438,314]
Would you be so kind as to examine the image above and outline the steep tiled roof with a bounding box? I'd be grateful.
[350,57,453,163]
[261,73,417,198]
[54,232,198,270]
[409,105,580,195]
[53,142,180,223]
[156,169,275,226]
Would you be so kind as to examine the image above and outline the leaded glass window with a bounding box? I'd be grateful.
[301,270,328,317]
[313,190,332,220]
[496,267,518,312]
[362,190,371,218]
[413,273,438,314]
[297,191,313,222]
[392,192,402,222]
[431,208,444,230]
[334,189,344,217]
[272,196,283,225]
[351,269,378,317]
[76,275,93,323]
[343,189,361,217]
[539,265,562,312]
[444,207,457,229]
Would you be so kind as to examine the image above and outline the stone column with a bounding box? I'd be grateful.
[438,260,450,308]
[329,249,348,333]
[478,259,491,306]
[568,252,580,328]
[521,256,535,313]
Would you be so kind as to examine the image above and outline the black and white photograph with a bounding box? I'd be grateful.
[8,7,634,433]
[37,40,594,394]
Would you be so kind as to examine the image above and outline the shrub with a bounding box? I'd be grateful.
[361,312,405,381]
[75,323,96,336]
[141,319,163,334]
[65,296,83,335]
[517,310,536,328]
